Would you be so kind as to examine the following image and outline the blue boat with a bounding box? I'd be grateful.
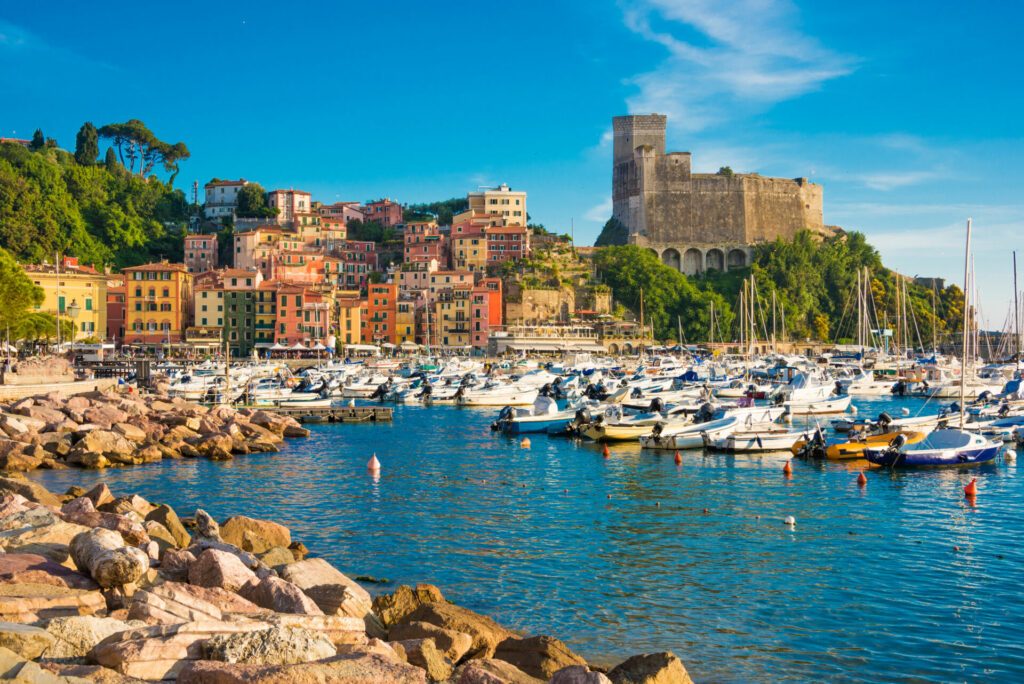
[864,429,1001,468]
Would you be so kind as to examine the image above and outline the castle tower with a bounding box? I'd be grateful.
[612,114,666,239]
[612,114,666,163]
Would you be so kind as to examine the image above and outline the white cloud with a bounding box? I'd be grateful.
[856,170,945,191]
[620,0,854,133]
[584,197,613,223]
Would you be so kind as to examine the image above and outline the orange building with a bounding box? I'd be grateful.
[123,262,193,345]
[363,282,397,344]
[472,278,503,349]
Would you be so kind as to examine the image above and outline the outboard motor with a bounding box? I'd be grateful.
[892,380,907,397]
[697,402,715,423]
[835,381,845,396]
[539,383,552,398]
[491,405,514,431]
[888,433,908,452]
[998,402,1010,417]
[978,390,992,403]
[631,387,643,399]
[648,397,665,414]
[877,411,893,429]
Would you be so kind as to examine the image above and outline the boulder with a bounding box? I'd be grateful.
[0,584,106,623]
[454,657,543,684]
[84,483,116,508]
[127,582,265,624]
[607,652,693,684]
[0,505,58,533]
[144,505,191,548]
[98,495,154,518]
[0,517,91,563]
[112,423,147,444]
[279,558,370,618]
[188,549,257,593]
[0,415,30,440]
[0,475,62,507]
[143,521,177,553]
[0,645,66,683]
[256,547,296,571]
[192,509,222,542]
[44,616,141,660]
[0,621,56,659]
[268,614,369,648]
[220,516,291,554]
[195,434,234,461]
[493,635,588,680]
[374,583,446,628]
[70,528,149,589]
[238,576,324,615]
[176,652,429,683]
[70,430,138,466]
[157,549,195,583]
[61,497,150,546]
[551,666,614,684]
[0,553,98,590]
[202,625,336,666]
[402,602,513,659]
[39,661,144,682]
[389,621,473,664]
[392,637,453,682]
[83,406,130,428]
[0,447,44,472]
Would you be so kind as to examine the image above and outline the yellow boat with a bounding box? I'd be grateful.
[792,430,927,460]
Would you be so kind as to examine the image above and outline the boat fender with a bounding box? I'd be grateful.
[784,516,796,526]
[1005,449,1016,463]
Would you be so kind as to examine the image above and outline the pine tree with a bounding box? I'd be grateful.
[74,122,99,165]
[104,146,119,172]
[29,129,44,151]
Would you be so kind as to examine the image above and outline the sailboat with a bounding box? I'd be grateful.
[866,219,1001,468]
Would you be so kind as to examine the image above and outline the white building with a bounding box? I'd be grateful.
[204,179,249,219]
[268,189,312,226]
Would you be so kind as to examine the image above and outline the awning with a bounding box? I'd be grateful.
[399,340,419,349]
[290,342,306,350]
[312,342,327,350]
[269,343,287,350]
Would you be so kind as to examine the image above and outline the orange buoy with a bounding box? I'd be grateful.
[783,460,793,476]
[964,478,978,498]
[520,437,531,448]
[857,471,867,487]
[602,444,610,459]
[674,451,682,465]
[367,454,381,471]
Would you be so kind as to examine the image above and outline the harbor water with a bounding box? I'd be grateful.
[31,396,1024,682]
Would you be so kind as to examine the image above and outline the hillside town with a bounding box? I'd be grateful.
[19,181,650,359]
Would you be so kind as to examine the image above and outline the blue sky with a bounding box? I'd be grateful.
[2,0,1022,326]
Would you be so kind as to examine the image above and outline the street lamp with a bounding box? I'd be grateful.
[66,299,81,345]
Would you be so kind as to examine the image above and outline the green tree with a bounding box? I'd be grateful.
[235,183,276,218]
[717,166,734,177]
[74,123,99,165]
[29,129,45,151]
[594,217,628,246]
[404,198,468,226]
[0,248,44,333]
[97,119,190,182]
[104,147,120,172]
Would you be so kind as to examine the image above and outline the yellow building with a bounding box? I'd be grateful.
[123,262,193,345]
[396,298,416,344]
[192,271,224,330]
[434,286,472,348]
[452,234,487,272]
[334,290,363,346]
[25,258,108,342]
[467,183,527,226]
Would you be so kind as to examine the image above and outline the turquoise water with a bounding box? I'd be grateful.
[31,397,1024,683]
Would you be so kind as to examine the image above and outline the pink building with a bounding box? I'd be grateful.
[397,259,438,297]
[327,240,379,292]
[486,225,531,264]
[364,198,403,227]
[404,221,449,265]
[184,234,219,273]
[319,202,366,225]
[267,189,312,226]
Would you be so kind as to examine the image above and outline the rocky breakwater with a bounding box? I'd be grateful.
[0,476,695,683]
[0,387,311,472]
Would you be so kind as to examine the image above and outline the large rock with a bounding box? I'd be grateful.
[177,652,428,683]
[70,430,139,466]
[70,528,149,589]
[551,666,614,683]
[239,576,324,616]
[0,553,98,590]
[454,657,543,684]
[0,584,106,623]
[220,516,291,554]
[202,625,336,666]
[157,549,195,583]
[0,414,31,439]
[84,406,130,428]
[0,644,67,683]
[0,621,56,659]
[195,434,235,461]
[607,652,693,684]
[388,621,473,663]
[402,602,514,659]
[112,423,147,443]
[279,558,371,619]
[84,483,116,508]
[44,616,140,660]
[374,583,446,627]
[189,549,258,593]
[127,582,265,624]
[493,636,588,680]
[145,505,191,548]
[0,475,61,507]
[192,509,222,542]
[0,517,91,563]
[392,637,453,682]
[61,497,150,546]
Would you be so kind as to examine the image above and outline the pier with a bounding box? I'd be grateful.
[243,405,393,424]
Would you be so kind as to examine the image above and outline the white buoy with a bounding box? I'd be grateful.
[367,454,381,471]
[348,399,356,407]
[901,407,910,416]
[1005,449,1017,463]
[784,515,796,526]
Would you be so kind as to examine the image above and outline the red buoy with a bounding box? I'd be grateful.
[964,478,978,497]
[674,451,682,465]
[602,444,610,459]
[783,460,793,476]
[857,472,867,487]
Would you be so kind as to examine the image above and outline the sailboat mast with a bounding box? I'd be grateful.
[959,219,972,427]
[1014,251,1021,359]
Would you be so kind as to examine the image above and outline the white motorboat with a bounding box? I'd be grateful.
[640,416,739,450]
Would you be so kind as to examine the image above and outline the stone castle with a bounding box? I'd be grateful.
[612,114,827,275]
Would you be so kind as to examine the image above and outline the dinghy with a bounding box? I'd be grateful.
[864,429,1000,468]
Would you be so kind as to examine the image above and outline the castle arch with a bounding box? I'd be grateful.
[727,249,747,270]
[682,248,703,276]
[607,343,619,355]
[661,248,681,271]
[705,249,724,272]
[623,342,634,354]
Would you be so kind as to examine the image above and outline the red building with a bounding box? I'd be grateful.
[471,278,503,349]
[404,221,448,265]
[328,240,379,292]
[486,225,531,264]
[364,198,403,227]
[363,282,397,344]
[106,278,126,343]
[184,234,219,273]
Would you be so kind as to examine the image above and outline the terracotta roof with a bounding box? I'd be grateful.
[123,262,189,273]
[204,179,247,187]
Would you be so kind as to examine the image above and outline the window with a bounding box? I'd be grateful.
[85,298,93,311]
[201,317,207,325]
[279,323,285,333]
[134,302,142,312]
[162,288,169,298]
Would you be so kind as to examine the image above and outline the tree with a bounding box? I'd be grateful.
[29,129,44,151]
[717,166,734,177]
[104,147,120,172]
[594,217,628,246]
[97,119,190,182]
[235,183,276,218]
[0,248,44,333]
[75,123,99,165]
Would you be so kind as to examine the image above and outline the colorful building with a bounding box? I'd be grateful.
[427,270,474,302]
[397,259,438,297]
[403,221,447,264]
[486,225,531,264]
[363,198,403,227]
[204,179,248,219]
[364,283,398,344]
[452,230,487,272]
[193,271,224,330]
[184,233,219,273]
[327,240,379,291]
[267,189,312,226]
[467,183,527,226]
[472,278,503,349]
[435,286,472,348]
[123,262,193,345]
[24,257,108,342]
[334,291,363,347]
[222,269,262,357]
[255,282,279,350]
[106,277,125,343]
[395,297,417,344]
